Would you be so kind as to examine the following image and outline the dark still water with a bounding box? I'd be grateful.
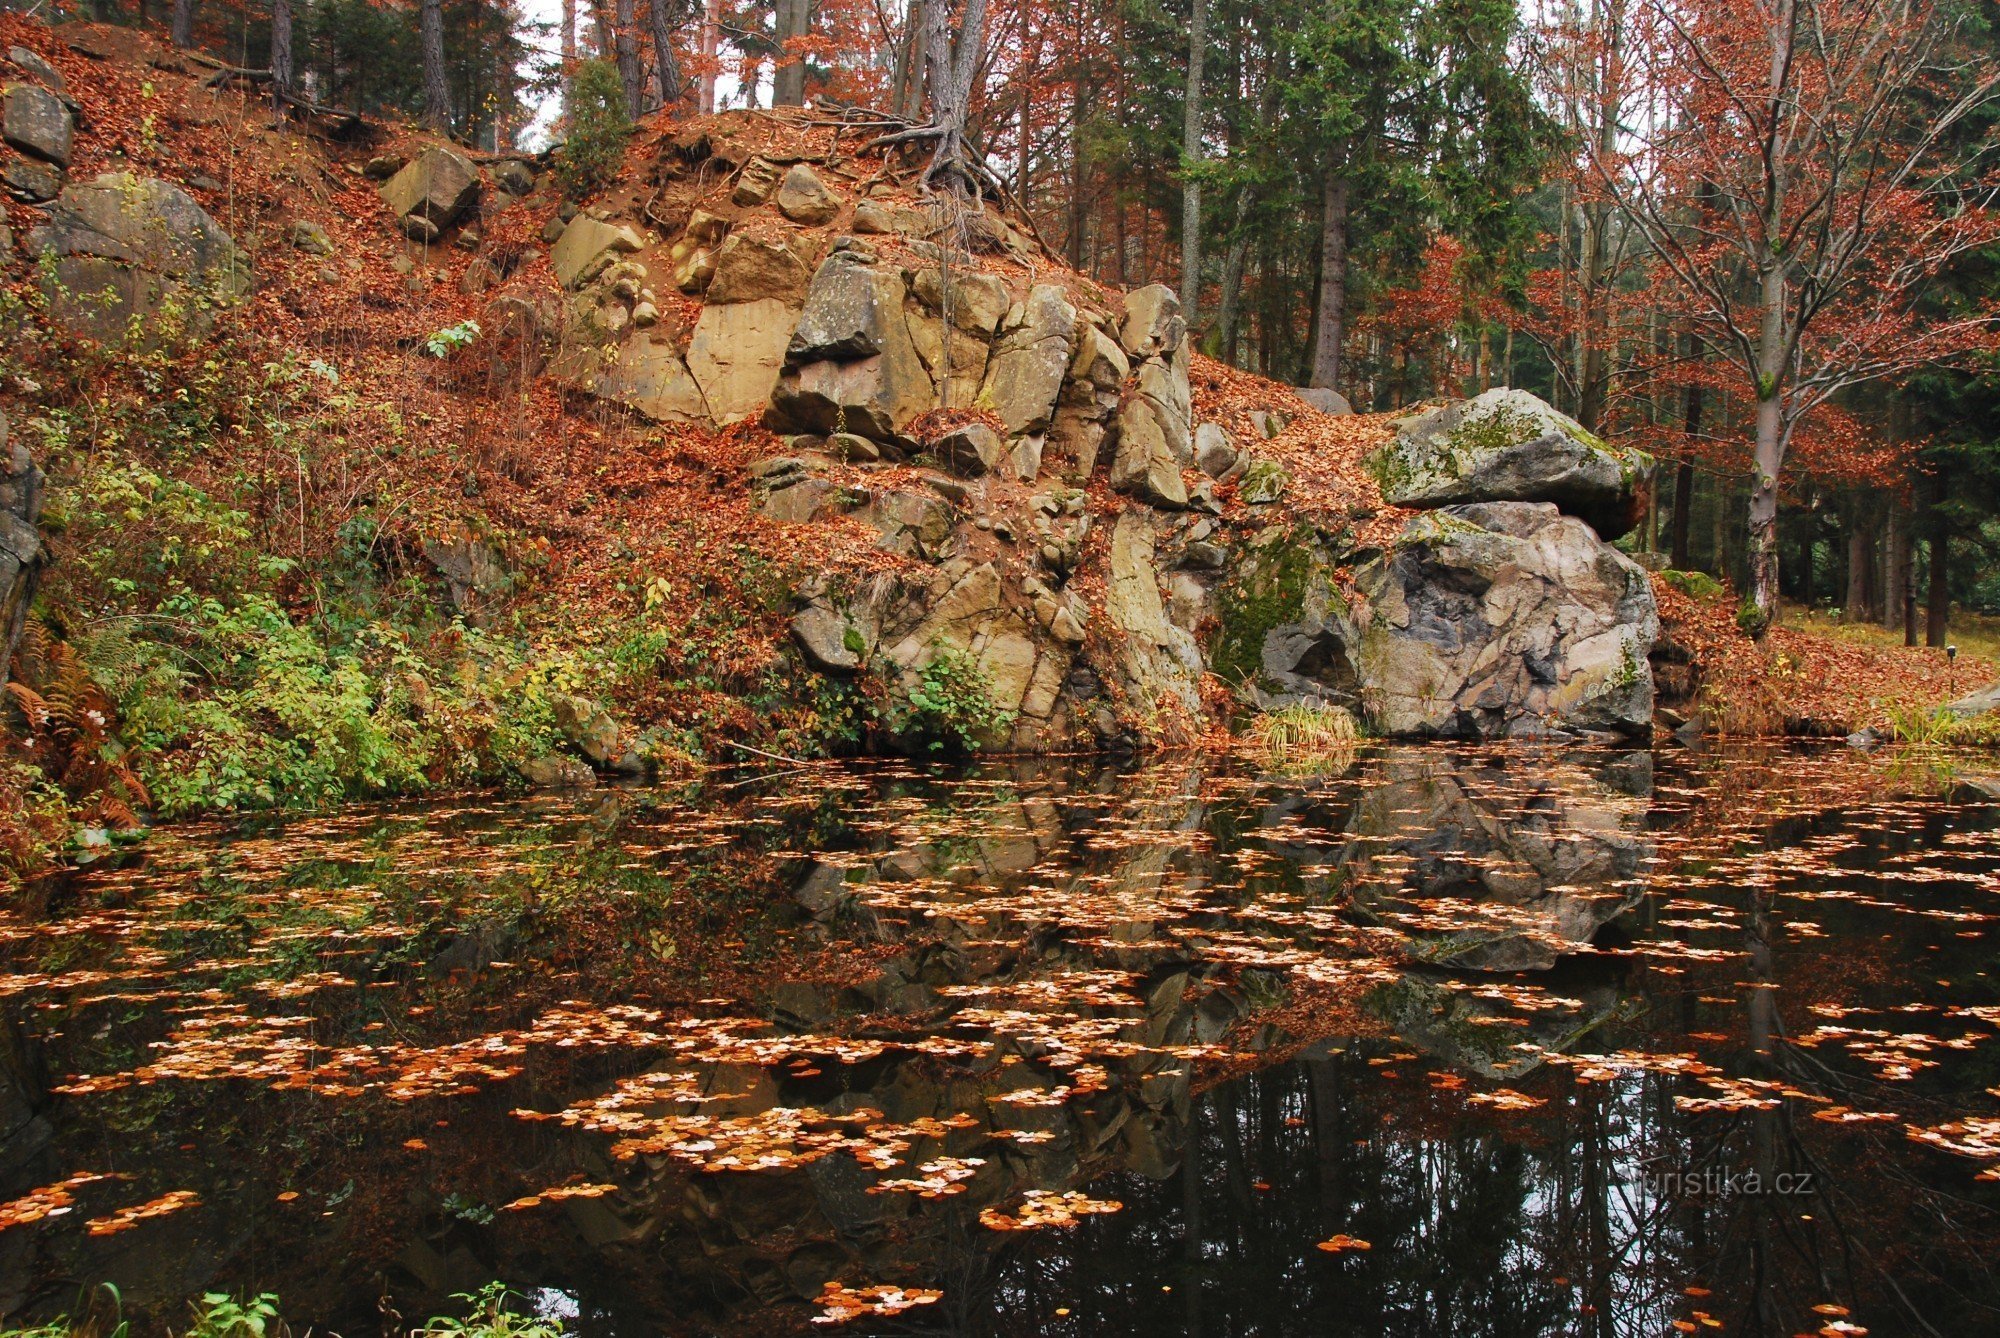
[1,745,1999,1336]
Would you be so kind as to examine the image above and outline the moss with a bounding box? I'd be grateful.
[1661,568,1724,600]
[1210,525,1324,686]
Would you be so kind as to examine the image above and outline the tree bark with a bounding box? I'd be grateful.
[1843,501,1877,623]
[1670,462,1695,570]
[1309,172,1350,391]
[1178,0,1206,321]
[420,0,451,131]
[1926,467,1950,648]
[172,0,195,48]
[772,0,808,106]
[697,0,718,113]
[614,0,644,115]
[270,0,294,104]
[650,0,686,107]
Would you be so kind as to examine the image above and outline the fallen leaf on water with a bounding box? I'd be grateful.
[1316,1234,1371,1253]
[84,1190,199,1236]
[810,1281,942,1325]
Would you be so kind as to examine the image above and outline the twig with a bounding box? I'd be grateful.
[721,739,811,765]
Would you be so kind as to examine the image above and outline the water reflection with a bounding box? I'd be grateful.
[0,747,1993,1334]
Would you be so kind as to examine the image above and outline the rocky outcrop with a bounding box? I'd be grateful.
[3,82,70,167]
[0,409,43,678]
[1349,502,1657,737]
[27,172,249,342]
[767,248,932,443]
[1369,387,1652,539]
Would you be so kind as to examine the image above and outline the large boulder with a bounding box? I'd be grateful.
[705,234,811,305]
[550,215,644,288]
[1349,501,1657,738]
[27,173,249,342]
[377,147,479,241]
[767,254,931,442]
[1368,388,1652,539]
[0,409,43,676]
[584,337,710,423]
[3,82,70,166]
[976,284,1076,435]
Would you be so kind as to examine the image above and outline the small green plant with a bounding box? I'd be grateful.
[416,1283,567,1338]
[898,649,1015,753]
[1734,599,1771,638]
[183,1292,281,1338]
[423,319,482,358]
[554,61,632,199]
[1248,703,1361,769]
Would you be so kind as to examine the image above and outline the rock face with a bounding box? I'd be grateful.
[377,147,479,241]
[527,129,1661,753]
[1350,502,1657,737]
[1369,388,1652,539]
[3,82,71,166]
[27,173,249,341]
[0,409,43,677]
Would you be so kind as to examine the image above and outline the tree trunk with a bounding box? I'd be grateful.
[1178,0,1205,321]
[1671,366,1703,570]
[1926,467,1949,648]
[1309,172,1350,391]
[1214,193,1252,364]
[270,0,294,104]
[650,0,685,107]
[1670,462,1695,570]
[614,0,644,115]
[172,0,194,48]
[1882,503,1907,633]
[420,0,451,131]
[772,0,808,107]
[697,0,718,114]
[1843,502,1877,623]
[563,0,577,69]
[891,0,923,119]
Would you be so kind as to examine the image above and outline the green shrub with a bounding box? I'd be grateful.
[554,61,631,199]
[896,649,1015,753]
[415,1283,566,1338]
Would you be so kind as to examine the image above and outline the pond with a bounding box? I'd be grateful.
[0,744,1997,1335]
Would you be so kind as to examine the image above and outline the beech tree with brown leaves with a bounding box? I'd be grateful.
[1590,0,2000,632]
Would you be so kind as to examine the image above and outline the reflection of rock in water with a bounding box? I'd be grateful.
[1337,750,1653,971]
[1363,971,1639,1080]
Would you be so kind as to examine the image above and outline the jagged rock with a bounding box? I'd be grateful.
[792,602,865,671]
[363,155,405,180]
[932,423,1006,477]
[851,199,895,234]
[687,297,796,423]
[1105,510,1204,729]
[1194,423,1238,477]
[492,160,535,195]
[1369,387,1653,539]
[2,156,58,203]
[1118,284,1184,359]
[1236,458,1290,505]
[1350,501,1657,738]
[685,208,729,245]
[1946,681,2000,718]
[670,244,715,294]
[1208,524,1355,710]
[1048,326,1127,479]
[0,409,43,676]
[705,233,810,304]
[378,147,478,239]
[911,268,1010,335]
[551,215,644,288]
[27,172,249,342]
[769,256,930,443]
[551,693,632,770]
[7,47,66,98]
[423,535,510,620]
[2,83,70,166]
[774,163,838,225]
[976,284,1077,436]
[907,314,990,409]
[1110,394,1188,510]
[732,156,783,205]
[786,251,905,361]
[1296,386,1352,416]
[521,754,595,788]
[879,562,1069,747]
[288,219,333,255]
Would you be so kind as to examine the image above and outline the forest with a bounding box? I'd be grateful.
[3,0,2000,1333]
